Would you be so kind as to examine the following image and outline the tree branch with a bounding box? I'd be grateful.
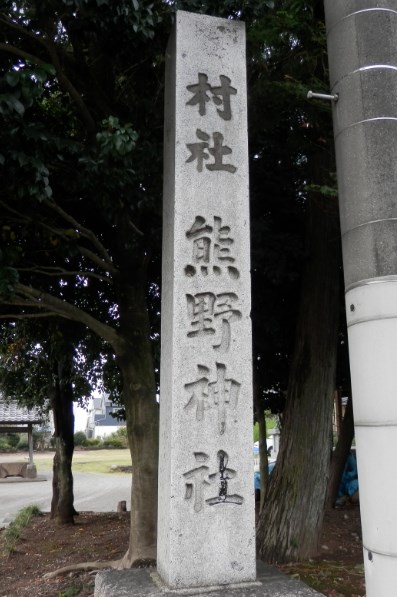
[0,42,48,66]
[0,14,50,47]
[44,199,115,265]
[12,282,121,350]
[0,312,58,319]
[44,40,96,135]
[17,266,112,285]
[0,200,32,223]
[0,200,117,277]
[127,217,144,238]
[1,298,46,308]
[77,246,117,276]
[0,18,96,135]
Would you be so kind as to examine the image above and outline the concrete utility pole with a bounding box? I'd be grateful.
[324,3,397,596]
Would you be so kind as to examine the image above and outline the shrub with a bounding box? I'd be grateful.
[102,427,128,449]
[114,427,128,440]
[82,437,102,448]
[16,437,29,450]
[0,438,13,452]
[3,505,41,555]
[58,588,81,597]
[5,433,20,448]
[103,436,125,449]
[74,431,87,446]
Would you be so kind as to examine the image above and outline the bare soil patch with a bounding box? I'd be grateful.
[0,505,364,597]
[0,512,129,597]
[277,504,365,597]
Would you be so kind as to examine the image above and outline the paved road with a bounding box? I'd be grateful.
[0,470,131,527]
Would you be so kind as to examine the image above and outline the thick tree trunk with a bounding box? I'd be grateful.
[256,192,341,563]
[116,279,159,567]
[51,435,75,523]
[325,396,354,508]
[50,351,76,524]
[51,446,60,518]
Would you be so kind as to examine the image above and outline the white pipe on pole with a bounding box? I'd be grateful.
[324,3,397,596]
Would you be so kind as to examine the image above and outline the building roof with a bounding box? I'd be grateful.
[94,404,125,427]
[0,400,44,425]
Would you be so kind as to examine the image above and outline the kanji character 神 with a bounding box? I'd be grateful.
[184,362,240,434]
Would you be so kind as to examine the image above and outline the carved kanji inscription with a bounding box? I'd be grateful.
[185,216,240,279]
[186,292,242,352]
[184,362,240,434]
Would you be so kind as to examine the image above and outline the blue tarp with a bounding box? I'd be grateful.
[254,462,276,489]
[338,451,359,498]
[254,450,359,501]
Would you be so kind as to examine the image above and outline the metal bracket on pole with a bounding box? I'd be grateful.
[307,90,339,102]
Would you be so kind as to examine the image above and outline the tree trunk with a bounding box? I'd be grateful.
[256,192,341,563]
[51,446,60,518]
[50,350,76,524]
[325,396,355,508]
[115,278,159,567]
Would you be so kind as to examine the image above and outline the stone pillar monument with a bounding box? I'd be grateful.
[94,11,325,596]
[158,10,256,590]
[324,3,397,596]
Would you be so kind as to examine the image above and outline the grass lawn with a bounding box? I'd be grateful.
[33,449,132,474]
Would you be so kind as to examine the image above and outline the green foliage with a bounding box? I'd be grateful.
[0,437,14,452]
[175,0,271,20]
[244,0,340,414]
[0,0,344,561]
[79,115,140,203]
[103,427,128,449]
[58,587,81,597]
[56,0,162,40]
[82,437,102,448]
[0,1,339,405]
[3,505,41,555]
[73,431,87,446]
[253,413,279,441]
[0,319,102,422]
[305,182,338,198]
[0,0,168,413]
[0,64,54,118]
[0,264,18,299]
[0,64,57,205]
[103,436,125,449]
[4,432,19,448]
[16,436,29,450]
[96,116,138,158]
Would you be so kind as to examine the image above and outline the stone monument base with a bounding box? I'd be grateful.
[94,561,323,597]
[0,462,33,479]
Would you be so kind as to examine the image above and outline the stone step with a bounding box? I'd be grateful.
[94,561,324,597]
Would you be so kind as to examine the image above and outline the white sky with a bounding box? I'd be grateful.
[74,402,90,432]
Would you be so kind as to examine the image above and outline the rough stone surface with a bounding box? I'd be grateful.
[94,562,324,597]
[0,462,29,479]
[159,10,254,590]
[26,463,37,479]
